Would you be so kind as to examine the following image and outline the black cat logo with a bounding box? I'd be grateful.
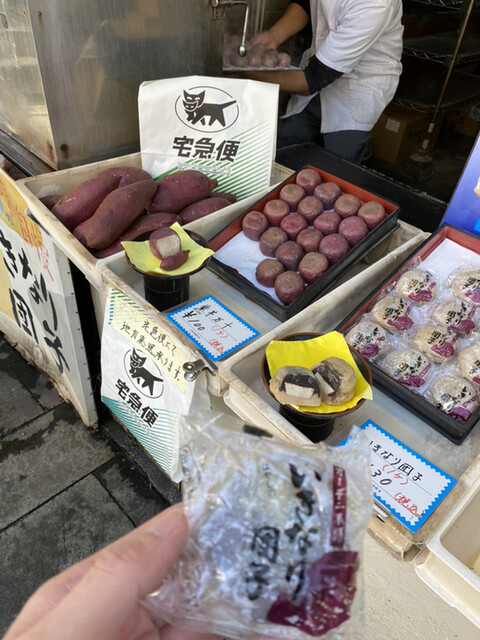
[182,90,236,126]
[175,86,239,132]
[126,348,163,397]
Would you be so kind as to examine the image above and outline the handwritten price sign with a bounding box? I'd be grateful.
[166,295,259,362]
[358,421,456,532]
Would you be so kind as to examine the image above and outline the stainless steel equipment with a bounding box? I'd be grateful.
[0,0,228,171]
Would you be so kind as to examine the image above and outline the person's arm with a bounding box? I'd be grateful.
[250,2,310,50]
[242,2,343,96]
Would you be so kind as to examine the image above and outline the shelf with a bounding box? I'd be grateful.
[393,69,480,111]
[409,0,468,9]
[403,32,480,64]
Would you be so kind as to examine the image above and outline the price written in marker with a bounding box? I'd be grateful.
[167,295,259,362]
[357,421,457,532]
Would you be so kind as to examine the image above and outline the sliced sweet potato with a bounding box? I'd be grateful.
[149,228,182,261]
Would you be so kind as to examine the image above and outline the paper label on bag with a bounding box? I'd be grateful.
[138,76,279,200]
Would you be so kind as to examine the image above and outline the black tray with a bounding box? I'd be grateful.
[208,165,400,322]
[336,223,480,445]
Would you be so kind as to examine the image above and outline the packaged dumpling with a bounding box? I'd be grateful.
[430,298,476,334]
[429,375,479,422]
[381,348,431,388]
[345,319,389,360]
[457,344,480,386]
[144,412,372,640]
[370,295,414,332]
[395,268,437,303]
[412,325,459,363]
[451,269,480,305]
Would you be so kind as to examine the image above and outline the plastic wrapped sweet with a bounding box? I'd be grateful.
[395,268,437,303]
[380,348,431,388]
[144,412,372,640]
[428,375,479,422]
[430,298,476,334]
[370,295,414,332]
[412,325,458,364]
[457,344,480,386]
[450,268,480,305]
[345,319,389,360]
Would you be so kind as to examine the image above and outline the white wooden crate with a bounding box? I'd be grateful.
[15,154,293,290]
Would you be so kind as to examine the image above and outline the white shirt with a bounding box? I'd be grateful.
[285,0,404,133]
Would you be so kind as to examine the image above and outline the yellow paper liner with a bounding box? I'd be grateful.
[122,222,214,276]
[265,331,372,414]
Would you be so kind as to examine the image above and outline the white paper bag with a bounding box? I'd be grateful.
[138,75,279,200]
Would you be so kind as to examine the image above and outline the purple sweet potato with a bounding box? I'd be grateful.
[52,173,121,230]
[40,194,61,210]
[148,170,218,213]
[212,191,237,204]
[160,250,190,271]
[96,166,153,187]
[95,213,180,258]
[178,196,231,225]
[72,220,89,246]
[83,179,157,250]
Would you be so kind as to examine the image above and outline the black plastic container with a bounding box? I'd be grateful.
[336,224,480,445]
[208,165,400,321]
[142,271,191,311]
[261,332,372,442]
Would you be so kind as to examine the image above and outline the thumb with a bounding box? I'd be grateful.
[34,506,187,640]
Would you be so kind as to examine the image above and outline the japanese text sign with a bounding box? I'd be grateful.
[166,295,259,362]
[358,420,456,532]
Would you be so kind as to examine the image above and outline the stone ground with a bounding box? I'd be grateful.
[0,331,179,635]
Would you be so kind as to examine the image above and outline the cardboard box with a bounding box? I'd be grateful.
[445,102,480,138]
[370,105,442,165]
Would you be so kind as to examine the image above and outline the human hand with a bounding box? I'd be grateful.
[3,504,216,640]
[250,30,278,51]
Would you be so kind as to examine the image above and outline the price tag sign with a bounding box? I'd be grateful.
[358,420,457,532]
[166,295,259,362]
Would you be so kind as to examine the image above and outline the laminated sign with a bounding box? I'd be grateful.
[138,76,279,200]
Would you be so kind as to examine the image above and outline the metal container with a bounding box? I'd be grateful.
[0,0,229,171]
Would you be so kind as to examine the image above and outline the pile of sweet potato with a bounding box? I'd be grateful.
[45,166,235,258]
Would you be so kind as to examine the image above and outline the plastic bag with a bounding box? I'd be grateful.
[144,412,373,640]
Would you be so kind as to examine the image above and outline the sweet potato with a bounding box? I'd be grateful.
[97,166,153,187]
[72,220,88,246]
[52,173,121,230]
[83,179,157,250]
[95,212,180,258]
[148,170,218,213]
[178,196,231,225]
[40,194,61,210]
[212,191,237,204]
[160,250,190,271]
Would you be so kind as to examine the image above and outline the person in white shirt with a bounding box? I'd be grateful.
[246,0,403,164]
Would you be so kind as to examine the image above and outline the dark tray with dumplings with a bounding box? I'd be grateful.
[336,223,480,445]
[207,165,400,321]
